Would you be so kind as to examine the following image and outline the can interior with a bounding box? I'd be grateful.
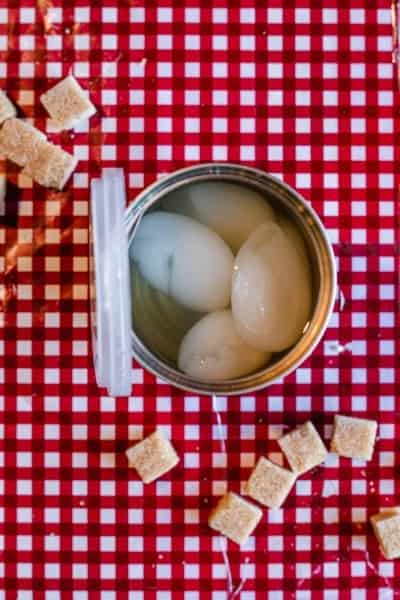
[128,174,321,376]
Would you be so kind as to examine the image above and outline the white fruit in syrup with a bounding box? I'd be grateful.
[178,310,270,381]
[231,219,312,352]
[162,181,275,253]
[131,212,234,312]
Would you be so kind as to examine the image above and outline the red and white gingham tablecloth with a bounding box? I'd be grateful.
[0,1,398,597]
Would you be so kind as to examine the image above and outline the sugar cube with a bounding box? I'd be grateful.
[370,508,400,559]
[0,90,17,125]
[246,456,296,509]
[0,173,5,215]
[331,414,377,461]
[0,118,46,167]
[40,75,96,131]
[208,492,262,545]
[125,430,179,484]
[278,421,328,475]
[22,141,78,190]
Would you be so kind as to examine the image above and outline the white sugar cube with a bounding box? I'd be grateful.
[246,456,296,508]
[22,141,78,190]
[0,118,46,167]
[40,75,96,131]
[371,508,400,559]
[331,414,377,460]
[208,492,262,545]
[126,430,179,484]
[0,173,6,215]
[278,421,328,474]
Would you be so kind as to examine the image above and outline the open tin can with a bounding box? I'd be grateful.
[90,163,337,397]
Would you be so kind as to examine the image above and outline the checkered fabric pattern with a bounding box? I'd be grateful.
[0,1,398,597]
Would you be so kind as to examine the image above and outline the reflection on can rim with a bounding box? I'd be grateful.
[125,163,337,396]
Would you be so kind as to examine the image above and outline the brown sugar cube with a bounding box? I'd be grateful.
[22,141,78,190]
[331,414,377,461]
[208,492,262,545]
[370,508,400,559]
[40,75,96,131]
[0,118,46,167]
[125,430,179,484]
[0,174,5,212]
[278,421,328,475]
[0,90,17,125]
[246,456,296,509]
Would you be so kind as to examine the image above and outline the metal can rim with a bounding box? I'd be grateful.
[125,162,337,396]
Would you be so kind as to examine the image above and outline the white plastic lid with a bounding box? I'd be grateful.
[90,169,132,397]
